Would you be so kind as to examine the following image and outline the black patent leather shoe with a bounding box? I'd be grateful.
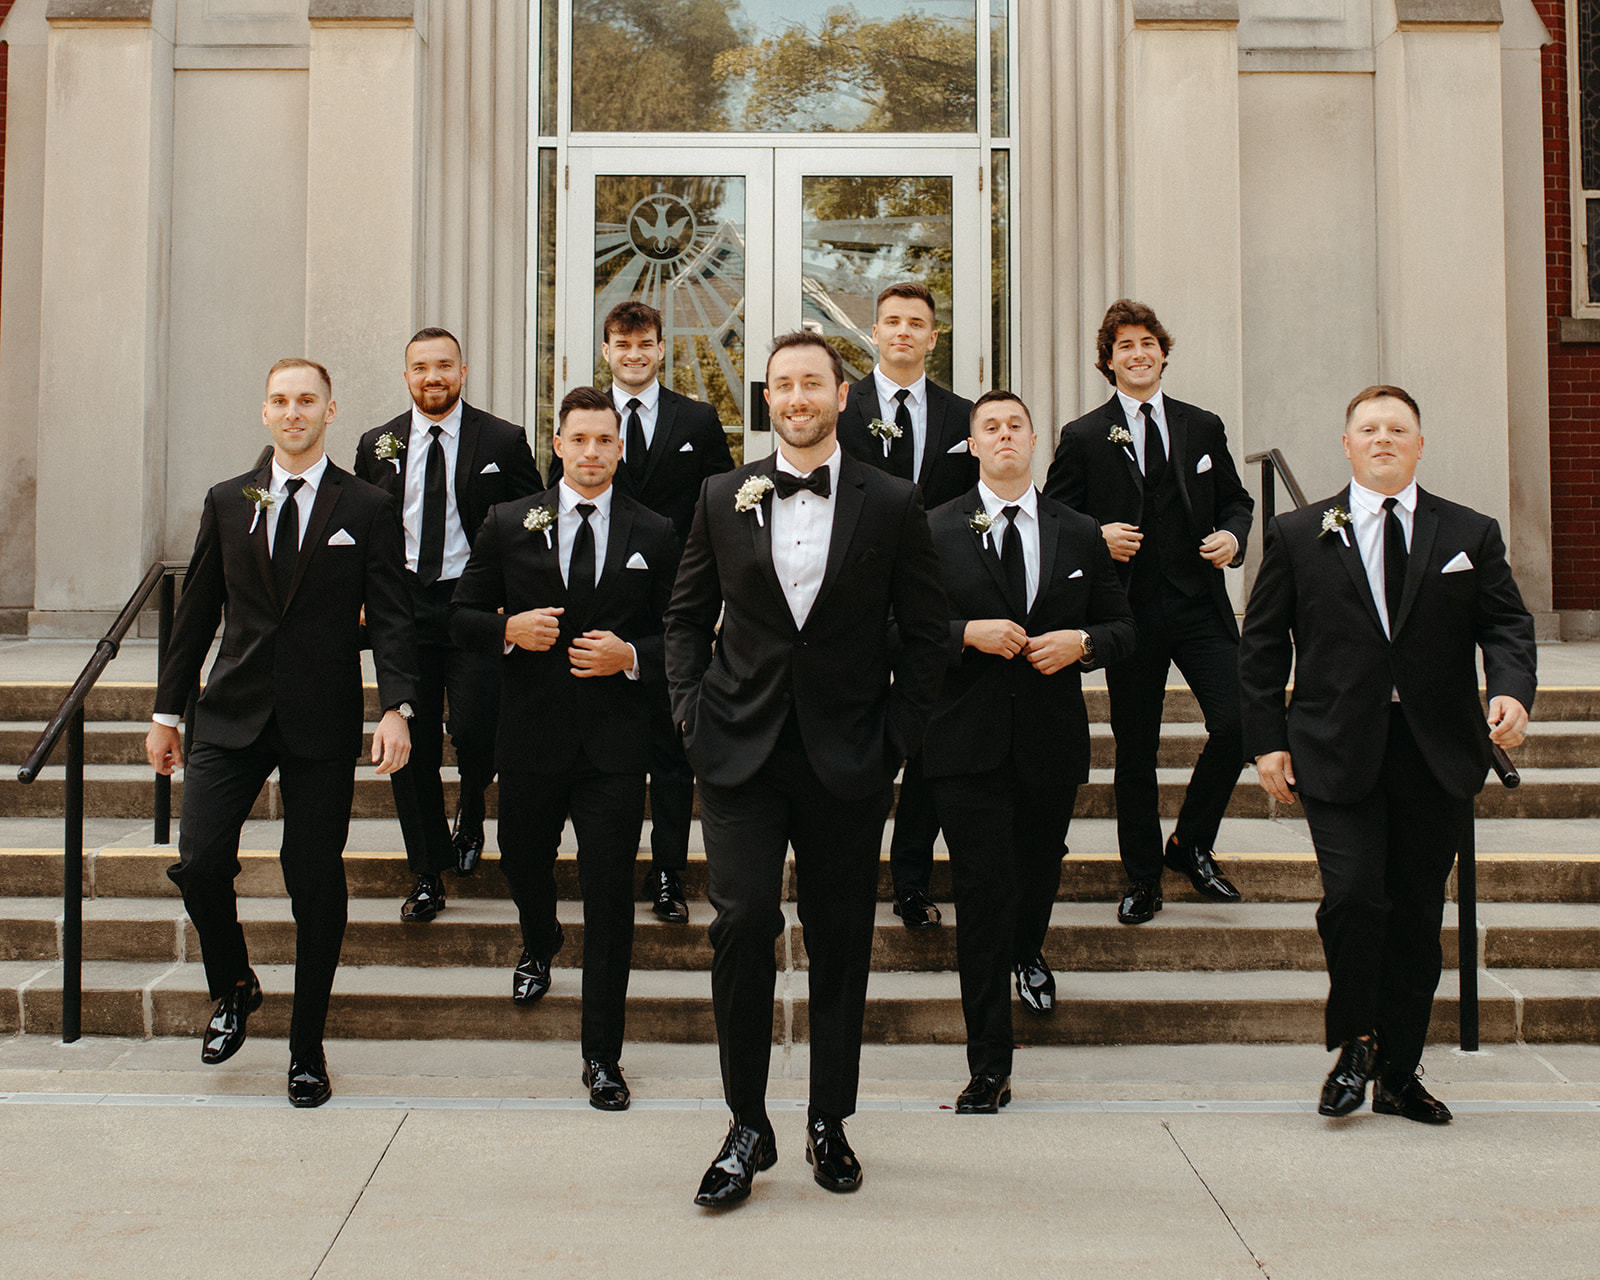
[1117,878,1163,925]
[287,1046,332,1108]
[892,886,943,929]
[955,1073,1012,1113]
[1373,1072,1453,1124]
[1162,835,1243,904]
[582,1059,631,1111]
[1013,955,1056,1014]
[201,970,263,1064]
[650,868,689,924]
[452,788,487,876]
[401,873,446,923]
[805,1114,863,1193]
[1318,1035,1379,1117]
[512,922,564,1004]
[693,1121,777,1208]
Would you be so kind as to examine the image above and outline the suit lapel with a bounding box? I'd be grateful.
[1164,398,1193,517]
[1030,496,1058,624]
[1106,399,1144,496]
[1330,485,1387,637]
[1395,491,1439,638]
[961,490,1013,605]
[746,456,788,616]
[641,391,677,489]
[589,491,635,618]
[918,384,948,487]
[453,406,480,517]
[247,461,277,606]
[283,465,341,612]
[812,455,867,618]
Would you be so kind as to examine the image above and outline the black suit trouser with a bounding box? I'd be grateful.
[646,685,695,872]
[166,719,353,1057]
[1107,581,1244,881]
[1299,705,1469,1078]
[497,753,645,1063]
[887,751,942,896]
[937,768,1077,1077]
[699,724,892,1124]
[389,575,500,874]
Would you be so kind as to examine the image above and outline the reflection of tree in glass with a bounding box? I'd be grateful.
[572,0,746,132]
[717,6,977,133]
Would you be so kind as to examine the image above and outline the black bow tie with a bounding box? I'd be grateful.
[774,468,831,501]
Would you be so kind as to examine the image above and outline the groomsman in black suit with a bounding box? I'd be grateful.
[837,281,978,931]
[1240,385,1536,1124]
[667,332,947,1206]
[1044,299,1254,925]
[551,301,734,924]
[450,386,680,1111]
[146,358,418,1107]
[923,391,1135,1112]
[354,328,541,922]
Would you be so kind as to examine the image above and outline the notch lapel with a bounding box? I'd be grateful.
[453,406,481,519]
[963,491,1014,606]
[1330,485,1387,638]
[918,384,948,487]
[247,461,277,607]
[1106,400,1144,497]
[641,392,677,489]
[282,465,341,612]
[1030,497,1058,624]
[1164,400,1193,518]
[1394,492,1439,639]
[590,491,635,618]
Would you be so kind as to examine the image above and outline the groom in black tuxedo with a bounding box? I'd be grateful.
[1240,384,1536,1124]
[666,332,947,1207]
[147,358,418,1107]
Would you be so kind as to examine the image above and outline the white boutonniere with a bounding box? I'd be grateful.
[243,486,275,535]
[523,503,556,548]
[968,508,997,550]
[1320,505,1352,546]
[868,417,902,459]
[1108,424,1134,446]
[735,475,775,527]
[374,431,404,471]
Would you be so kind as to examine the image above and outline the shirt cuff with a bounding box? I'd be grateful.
[152,713,181,728]
[625,643,641,681]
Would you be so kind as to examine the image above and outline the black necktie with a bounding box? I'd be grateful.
[568,501,597,620]
[1140,402,1166,485]
[272,477,305,607]
[1000,504,1028,620]
[774,468,831,500]
[1383,496,1407,635]
[887,387,914,480]
[418,424,447,586]
[625,397,647,484]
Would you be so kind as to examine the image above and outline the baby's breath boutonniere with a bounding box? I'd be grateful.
[374,431,404,471]
[243,486,275,535]
[735,475,775,527]
[1108,424,1134,447]
[523,503,556,548]
[1320,504,1352,547]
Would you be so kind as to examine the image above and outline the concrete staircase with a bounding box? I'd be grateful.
[4,678,1599,1048]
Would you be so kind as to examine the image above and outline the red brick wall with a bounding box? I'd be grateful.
[1540,0,1600,609]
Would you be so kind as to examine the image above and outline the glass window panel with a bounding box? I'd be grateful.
[571,1,978,134]
[538,0,558,135]
[1583,1,1600,192]
[991,150,1009,390]
[799,175,954,386]
[535,149,559,473]
[1588,198,1600,309]
[594,175,746,460]
[990,0,1008,135]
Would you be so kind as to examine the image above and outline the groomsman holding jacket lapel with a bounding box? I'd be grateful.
[354,329,541,922]
[837,282,978,932]
[450,387,681,1112]
[1240,385,1536,1124]
[1043,300,1254,926]
[923,391,1135,1113]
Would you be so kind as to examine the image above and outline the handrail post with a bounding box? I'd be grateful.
[1260,457,1276,525]
[154,572,175,844]
[63,707,84,1044]
[1458,812,1479,1051]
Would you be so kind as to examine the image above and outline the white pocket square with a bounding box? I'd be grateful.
[327,529,356,547]
[679,441,694,453]
[1442,551,1473,573]
[480,461,500,474]
[946,439,969,454]
[1068,568,1084,579]
[625,552,649,570]
[1195,454,1213,474]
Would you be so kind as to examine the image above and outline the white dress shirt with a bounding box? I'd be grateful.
[976,480,1039,612]
[554,479,638,679]
[1348,476,1417,642]
[1116,388,1169,477]
[613,380,661,463]
[771,445,842,629]
[403,400,469,580]
[873,366,928,479]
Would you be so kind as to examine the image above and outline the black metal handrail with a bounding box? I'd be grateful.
[1243,447,1309,524]
[16,559,188,1043]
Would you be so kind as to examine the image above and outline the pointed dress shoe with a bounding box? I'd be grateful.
[955,1073,1012,1113]
[1013,954,1056,1014]
[1117,878,1163,925]
[805,1114,863,1193]
[1373,1072,1453,1124]
[892,886,943,929]
[287,1046,332,1108]
[693,1121,777,1208]
[582,1059,631,1111]
[512,922,564,1004]
[400,872,446,923]
[1163,835,1243,904]
[1318,1035,1379,1117]
[201,970,263,1064]
[650,867,689,923]
[452,788,488,876]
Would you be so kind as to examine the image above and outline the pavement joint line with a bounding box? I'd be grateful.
[1162,1120,1268,1275]
[312,1111,407,1279]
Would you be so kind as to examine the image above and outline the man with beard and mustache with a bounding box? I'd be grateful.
[355,329,541,923]
[666,331,947,1208]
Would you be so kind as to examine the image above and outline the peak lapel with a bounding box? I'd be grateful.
[589,492,635,620]
[812,456,867,617]
[1329,485,1387,638]
[1394,493,1438,639]
[247,461,277,607]
[1107,400,1143,496]
[1030,497,1058,623]
[963,492,1013,605]
[641,393,676,489]
[745,457,788,617]
[283,466,341,612]
[453,406,481,516]
[1164,401,1193,517]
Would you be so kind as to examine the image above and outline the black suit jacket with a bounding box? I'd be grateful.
[353,402,542,551]
[448,486,680,776]
[921,490,1136,786]
[154,460,418,761]
[1238,485,1537,803]
[549,385,734,544]
[1043,393,1253,634]
[664,450,949,800]
[837,376,978,511]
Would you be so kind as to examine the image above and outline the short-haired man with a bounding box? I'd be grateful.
[667,332,947,1207]
[837,281,979,932]
[355,329,541,922]
[552,300,735,924]
[147,358,418,1107]
[450,386,681,1110]
[1044,299,1254,927]
[1240,385,1536,1123]
[923,391,1135,1112]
